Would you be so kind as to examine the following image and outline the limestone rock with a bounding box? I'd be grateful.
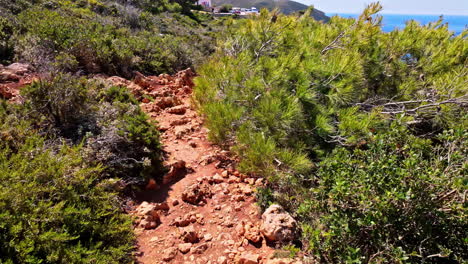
[261,205,298,243]
[163,160,186,184]
[135,202,160,229]
[210,173,224,184]
[181,182,212,204]
[180,226,199,243]
[243,222,262,243]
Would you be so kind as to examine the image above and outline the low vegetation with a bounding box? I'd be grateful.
[0,0,219,76]
[194,5,467,262]
[0,0,220,262]
[0,75,159,262]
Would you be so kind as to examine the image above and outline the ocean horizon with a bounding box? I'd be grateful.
[327,13,467,35]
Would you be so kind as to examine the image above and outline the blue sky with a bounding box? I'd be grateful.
[296,0,468,15]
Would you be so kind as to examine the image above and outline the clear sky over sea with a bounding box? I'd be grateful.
[296,0,468,15]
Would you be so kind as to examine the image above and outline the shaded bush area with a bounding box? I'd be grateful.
[194,5,467,263]
[0,73,163,263]
[1,0,217,76]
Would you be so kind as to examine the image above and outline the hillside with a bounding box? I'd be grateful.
[213,0,329,21]
[1,1,466,263]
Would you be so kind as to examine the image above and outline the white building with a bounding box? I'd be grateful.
[197,0,212,8]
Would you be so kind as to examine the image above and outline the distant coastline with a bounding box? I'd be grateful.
[328,13,467,35]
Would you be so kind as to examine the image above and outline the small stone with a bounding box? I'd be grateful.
[190,215,197,223]
[265,259,299,264]
[245,178,255,185]
[172,199,180,206]
[237,252,260,264]
[178,243,192,254]
[221,170,229,178]
[204,233,213,241]
[162,247,178,261]
[239,184,253,196]
[167,105,187,114]
[145,178,158,190]
[228,176,240,184]
[181,182,211,204]
[235,222,245,236]
[244,222,262,243]
[232,195,244,202]
[211,173,224,184]
[255,178,264,186]
[180,226,199,243]
[191,243,209,254]
[172,216,190,227]
[163,160,187,184]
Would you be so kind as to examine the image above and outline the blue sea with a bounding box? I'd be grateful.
[327,13,467,35]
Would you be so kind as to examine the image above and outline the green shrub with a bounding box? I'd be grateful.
[299,123,467,263]
[195,5,467,262]
[22,73,89,133]
[195,6,467,175]
[0,103,135,264]
[22,74,163,182]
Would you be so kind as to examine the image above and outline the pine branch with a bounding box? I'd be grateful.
[380,96,467,115]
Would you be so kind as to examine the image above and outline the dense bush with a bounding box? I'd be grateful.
[194,5,467,262]
[298,123,467,263]
[0,102,135,263]
[22,74,163,182]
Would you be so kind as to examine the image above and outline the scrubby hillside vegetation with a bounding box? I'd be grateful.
[1,0,466,262]
[0,0,220,262]
[194,4,467,263]
[0,0,218,76]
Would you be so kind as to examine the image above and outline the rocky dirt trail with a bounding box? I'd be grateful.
[112,69,301,264]
[0,63,302,264]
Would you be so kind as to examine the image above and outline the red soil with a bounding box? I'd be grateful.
[118,69,276,264]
